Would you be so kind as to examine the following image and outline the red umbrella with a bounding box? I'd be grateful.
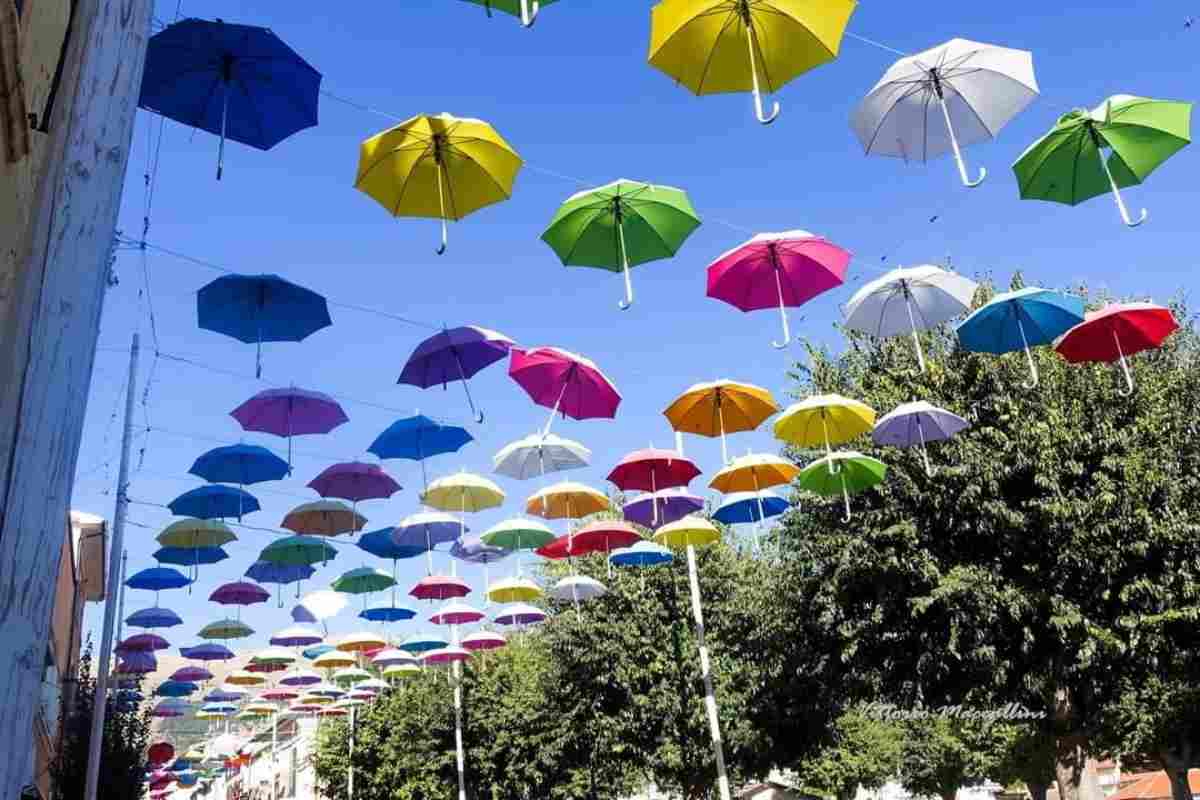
[537,520,642,577]
[409,574,471,601]
[607,447,700,524]
[509,346,621,434]
[147,742,174,766]
[1056,302,1179,395]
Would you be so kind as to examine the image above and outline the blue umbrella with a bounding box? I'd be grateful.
[138,18,321,179]
[153,546,229,567]
[357,529,426,562]
[956,287,1085,388]
[360,605,418,623]
[198,274,332,377]
[712,491,790,525]
[292,604,319,624]
[126,567,191,592]
[246,559,316,607]
[156,680,199,698]
[180,643,235,662]
[610,541,674,568]
[126,606,183,630]
[168,485,260,520]
[302,644,334,660]
[368,415,473,487]
[189,444,289,485]
[401,631,448,653]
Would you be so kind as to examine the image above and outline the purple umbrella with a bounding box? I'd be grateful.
[230,387,349,469]
[116,651,158,675]
[116,633,170,654]
[180,643,235,661]
[209,582,270,620]
[308,462,401,505]
[398,325,515,423]
[871,401,969,477]
[171,666,213,683]
[451,535,510,597]
[291,603,318,624]
[623,488,704,530]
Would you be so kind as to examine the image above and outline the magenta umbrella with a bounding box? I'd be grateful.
[209,581,270,620]
[608,448,700,525]
[171,666,212,683]
[230,387,349,469]
[509,346,621,435]
[706,230,851,349]
[398,325,515,423]
[308,461,401,506]
[116,633,170,654]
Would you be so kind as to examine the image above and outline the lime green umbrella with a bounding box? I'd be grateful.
[797,451,886,522]
[260,535,337,567]
[1013,94,1191,227]
[460,0,557,27]
[541,179,701,310]
[332,567,396,595]
[198,618,254,640]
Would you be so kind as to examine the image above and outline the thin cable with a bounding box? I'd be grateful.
[126,503,352,548]
[319,90,406,123]
[844,31,909,57]
[147,424,368,466]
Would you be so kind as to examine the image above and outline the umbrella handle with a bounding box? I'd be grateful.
[744,23,779,125]
[436,162,449,254]
[916,419,935,477]
[936,92,985,187]
[1016,316,1040,390]
[841,473,852,523]
[905,292,928,373]
[1096,144,1148,228]
[771,266,791,349]
[520,0,539,26]
[1114,331,1136,397]
[617,218,634,310]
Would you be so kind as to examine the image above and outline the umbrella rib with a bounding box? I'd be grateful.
[941,80,1002,140]
[391,140,438,217]
[862,82,930,156]
[1017,129,1080,196]
[558,205,617,264]
[692,8,741,95]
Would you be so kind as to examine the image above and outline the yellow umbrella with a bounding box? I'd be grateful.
[648,0,857,124]
[335,631,388,654]
[525,481,610,520]
[281,500,366,536]
[421,472,506,513]
[773,394,876,458]
[653,515,721,549]
[664,380,778,463]
[226,670,267,687]
[195,710,226,721]
[242,702,277,716]
[709,452,799,493]
[354,112,523,254]
[298,693,334,706]
[156,518,237,549]
[312,650,357,670]
[487,576,544,604]
[383,663,421,681]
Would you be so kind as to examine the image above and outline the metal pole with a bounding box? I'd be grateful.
[453,659,467,800]
[83,332,139,800]
[271,712,278,800]
[114,551,127,649]
[686,544,731,800]
[348,706,356,800]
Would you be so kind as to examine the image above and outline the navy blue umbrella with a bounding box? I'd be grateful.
[360,605,417,623]
[245,559,316,606]
[126,567,191,592]
[138,18,321,179]
[190,443,289,484]
[198,274,331,377]
[168,485,260,520]
[368,415,472,488]
[153,546,229,567]
[156,680,199,699]
[357,528,427,562]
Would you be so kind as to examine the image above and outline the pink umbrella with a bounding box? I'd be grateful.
[430,601,485,626]
[608,447,700,524]
[410,575,471,602]
[509,346,621,435]
[116,633,170,653]
[261,687,299,701]
[461,630,506,651]
[308,461,402,504]
[423,645,472,665]
[706,230,851,348]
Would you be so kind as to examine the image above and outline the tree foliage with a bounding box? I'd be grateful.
[790,710,903,800]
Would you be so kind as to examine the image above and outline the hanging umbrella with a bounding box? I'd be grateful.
[608,448,700,525]
[332,667,374,687]
[706,231,851,347]
[361,604,418,623]
[451,536,509,565]
[252,646,298,667]
[358,528,426,562]
[189,444,289,486]
[297,590,350,625]
[313,651,358,672]
[541,179,701,309]
[868,400,969,474]
[355,112,523,253]
[623,488,703,530]
[773,394,877,460]
[282,500,365,536]
[148,742,175,765]
[430,601,486,625]
[180,643,235,661]
[956,288,1085,388]
[664,380,778,464]
[712,491,789,525]
[537,521,642,561]
[509,347,622,432]
[459,0,552,26]
[547,574,607,603]
[398,326,515,422]
[797,451,888,521]
[209,581,270,608]
[270,625,323,648]
[337,631,389,654]
[373,648,420,668]
[842,265,979,372]
[368,415,473,490]
[355,678,393,695]
[170,666,212,683]
[461,630,507,652]
[384,663,422,681]
[487,576,544,604]
[151,700,190,719]
[259,535,337,569]
[245,560,316,607]
[126,606,183,630]
[610,541,674,568]
[261,687,300,702]
[403,631,450,653]
[138,18,321,178]
[114,652,157,675]
[126,566,191,592]
[1013,95,1192,227]
[480,518,556,551]
[197,619,254,640]
[852,38,1039,187]
[395,511,471,574]
[226,670,267,687]
[493,432,591,480]
[156,518,237,549]
[1055,302,1180,395]
[231,387,349,470]
[279,669,322,687]
[197,273,331,377]
[308,462,401,505]
[152,546,227,568]
[422,473,505,513]
[411,574,472,602]
[424,645,473,668]
[246,659,288,675]
[525,481,610,520]
[168,485,259,521]
[116,633,170,653]
[709,453,799,494]
[648,0,855,125]
[333,567,397,595]
[493,603,548,627]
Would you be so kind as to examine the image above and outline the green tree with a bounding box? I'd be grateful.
[790,709,903,800]
[897,718,1006,800]
[990,726,1057,800]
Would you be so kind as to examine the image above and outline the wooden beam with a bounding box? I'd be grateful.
[0,0,154,793]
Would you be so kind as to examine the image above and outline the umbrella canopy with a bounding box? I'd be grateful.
[361,604,418,623]
[461,630,507,652]
[308,462,401,504]
[368,414,473,469]
[336,632,388,654]
[541,179,702,309]
[712,491,790,525]
[357,528,426,562]
[654,516,721,550]
[423,646,472,666]
[608,448,700,493]
[871,401,970,476]
[493,432,591,480]
[279,668,322,687]
[153,546,228,568]
[297,590,350,621]
[536,521,642,559]
[209,581,270,607]
[151,700,189,718]
[332,667,373,687]
[423,473,505,516]
[198,618,254,640]
[270,625,324,648]
[706,231,851,347]
[117,633,170,653]
[157,518,237,549]
[410,574,471,601]
[372,648,420,668]
[773,394,876,457]
[1014,95,1192,226]
[842,265,979,372]
[852,38,1039,187]
[398,326,515,422]
[148,742,175,765]
[649,0,855,123]
[525,481,610,519]
[179,643,235,661]
[261,687,300,702]
[226,670,266,687]
[664,380,778,463]
[189,444,288,486]
[126,606,183,630]
[956,288,1086,388]
[430,601,486,626]
[623,488,704,530]
[480,518,556,551]
[610,541,675,568]
[509,347,622,427]
[487,576,544,604]
[312,650,358,670]
[197,274,331,377]
[242,702,278,716]
[247,647,296,668]
[493,603,548,626]
[168,485,260,520]
[383,663,422,680]
[246,660,287,675]
[115,652,157,675]
[126,567,191,592]
[171,666,212,683]
[1055,302,1180,394]
[797,451,888,521]
[457,0,553,26]
[259,535,337,566]
[355,112,523,253]
[154,679,197,698]
[709,453,799,493]
[245,559,315,586]
[282,500,366,536]
[402,631,449,653]
[231,387,348,468]
[451,536,510,565]
[333,567,397,595]
[392,511,464,550]
[547,574,607,603]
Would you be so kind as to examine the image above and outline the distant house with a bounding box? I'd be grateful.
[739,781,826,800]
[1107,770,1200,800]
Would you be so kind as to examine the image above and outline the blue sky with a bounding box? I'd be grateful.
[74,0,1198,651]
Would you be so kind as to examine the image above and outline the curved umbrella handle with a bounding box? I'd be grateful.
[520,0,539,27]
[744,21,780,125]
[841,473,852,523]
[1016,317,1040,390]
[755,94,781,126]
[436,218,448,256]
[1097,145,1148,228]
[771,267,791,348]
[436,162,449,254]
[617,217,634,310]
[1114,331,1136,397]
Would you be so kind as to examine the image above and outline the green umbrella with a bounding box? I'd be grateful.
[541,179,701,310]
[1013,94,1191,227]
[332,666,373,687]
[260,534,337,567]
[198,618,254,640]
[480,518,555,551]
[797,450,887,522]
[460,0,557,27]
[332,567,396,595]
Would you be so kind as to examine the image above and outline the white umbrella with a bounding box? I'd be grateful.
[297,590,349,634]
[842,265,978,371]
[852,37,1039,187]
[547,574,607,605]
[493,432,591,480]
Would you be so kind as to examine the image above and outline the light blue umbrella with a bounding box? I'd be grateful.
[712,491,789,525]
[402,631,448,653]
[956,287,1084,388]
[302,643,334,660]
[126,606,183,630]
[610,541,674,587]
[872,401,969,476]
